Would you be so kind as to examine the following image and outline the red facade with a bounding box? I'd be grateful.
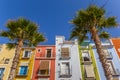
[32,45,56,80]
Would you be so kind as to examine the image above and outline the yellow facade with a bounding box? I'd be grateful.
[0,44,15,80]
[14,47,35,80]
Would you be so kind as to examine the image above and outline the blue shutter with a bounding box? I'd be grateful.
[19,66,28,75]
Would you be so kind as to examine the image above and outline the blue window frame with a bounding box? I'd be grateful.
[19,66,28,75]
[0,68,5,79]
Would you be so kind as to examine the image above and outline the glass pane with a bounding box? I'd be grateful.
[19,66,28,75]
[0,68,4,77]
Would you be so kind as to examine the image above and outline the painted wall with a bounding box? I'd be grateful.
[55,36,82,80]
[79,43,100,80]
[91,42,120,80]
[32,45,55,80]
[14,47,35,80]
[111,38,120,59]
[0,44,15,80]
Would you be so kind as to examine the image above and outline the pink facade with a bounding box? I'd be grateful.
[32,45,55,80]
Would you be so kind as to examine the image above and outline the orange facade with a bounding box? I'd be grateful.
[32,45,56,80]
[111,38,120,58]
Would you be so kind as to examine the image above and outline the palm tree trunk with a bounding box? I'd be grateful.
[90,27,112,80]
[8,40,23,80]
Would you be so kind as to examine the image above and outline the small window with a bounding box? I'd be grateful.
[4,59,10,64]
[0,68,5,79]
[46,49,52,58]
[18,66,28,75]
[23,50,31,58]
[38,49,41,53]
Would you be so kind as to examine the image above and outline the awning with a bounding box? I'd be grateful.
[39,60,49,70]
[84,65,95,78]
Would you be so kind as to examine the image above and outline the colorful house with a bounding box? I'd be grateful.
[91,41,120,80]
[111,38,120,59]
[79,41,100,80]
[0,44,15,80]
[55,36,82,80]
[14,47,35,80]
[32,45,56,80]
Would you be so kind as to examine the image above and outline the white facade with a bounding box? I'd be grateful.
[55,36,82,80]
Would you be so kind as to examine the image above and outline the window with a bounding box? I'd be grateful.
[61,48,69,58]
[18,66,28,75]
[46,49,52,58]
[4,59,10,64]
[0,68,5,79]
[60,62,70,75]
[82,51,90,61]
[39,61,49,76]
[23,50,31,58]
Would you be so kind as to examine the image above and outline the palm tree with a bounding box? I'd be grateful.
[70,5,118,80]
[0,17,45,80]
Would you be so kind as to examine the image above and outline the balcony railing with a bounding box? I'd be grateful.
[105,52,113,60]
[36,53,55,60]
[37,70,50,77]
[112,68,120,76]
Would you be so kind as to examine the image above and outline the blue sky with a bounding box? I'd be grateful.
[0,0,120,45]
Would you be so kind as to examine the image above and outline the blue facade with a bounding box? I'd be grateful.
[91,42,120,80]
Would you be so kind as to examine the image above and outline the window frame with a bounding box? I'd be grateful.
[22,50,31,58]
[18,66,28,76]
[46,48,52,58]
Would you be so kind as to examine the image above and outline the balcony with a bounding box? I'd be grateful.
[105,52,113,60]
[59,68,72,78]
[107,61,120,77]
[35,53,55,60]
[37,70,50,77]
[58,62,72,78]
[112,68,120,76]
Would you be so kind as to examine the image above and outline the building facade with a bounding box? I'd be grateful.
[79,41,100,80]
[91,41,120,80]
[55,36,82,80]
[32,45,56,80]
[0,44,15,80]
[14,47,35,80]
[111,38,120,59]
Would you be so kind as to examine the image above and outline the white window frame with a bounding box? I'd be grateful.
[46,48,53,58]
[60,62,71,75]
[22,50,31,58]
